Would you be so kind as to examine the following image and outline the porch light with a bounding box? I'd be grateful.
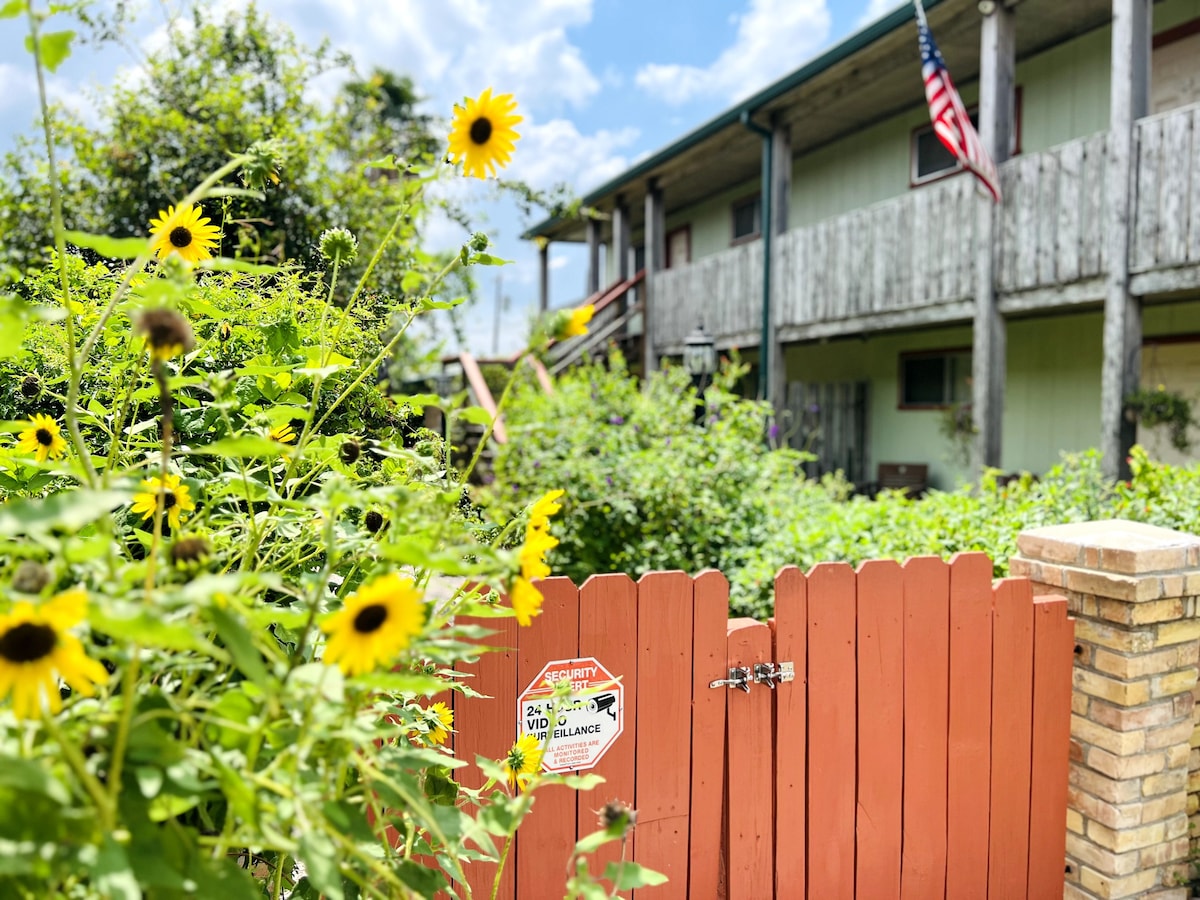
[683,323,717,380]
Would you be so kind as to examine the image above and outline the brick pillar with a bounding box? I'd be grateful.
[1012,519,1200,900]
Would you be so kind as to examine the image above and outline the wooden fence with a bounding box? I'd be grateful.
[450,553,1075,899]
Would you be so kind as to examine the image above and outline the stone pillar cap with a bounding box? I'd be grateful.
[1017,519,1200,575]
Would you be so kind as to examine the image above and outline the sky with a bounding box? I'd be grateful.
[0,0,903,357]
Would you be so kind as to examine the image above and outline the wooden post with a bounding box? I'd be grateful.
[1101,0,1152,480]
[586,217,601,297]
[972,3,1016,472]
[538,239,550,314]
[769,121,791,414]
[643,180,665,378]
[613,198,631,282]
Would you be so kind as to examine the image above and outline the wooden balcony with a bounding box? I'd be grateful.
[649,101,1200,354]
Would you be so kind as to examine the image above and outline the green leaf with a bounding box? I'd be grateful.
[0,757,69,804]
[25,29,74,72]
[603,861,668,890]
[423,765,460,807]
[91,607,226,657]
[298,831,343,900]
[189,436,291,458]
[65,231,147,260]
[348,671,446,696]
[471,253,511,266]
[94,835,143,900]
[0,1,27,19]
[573,829,616,855]
[0,489,127,536]
[199,257,281,275]
[457,406,495,427]
[394,859,446,898]
[209,605,272,689]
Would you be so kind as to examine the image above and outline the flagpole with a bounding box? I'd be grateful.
[912,0,929,29]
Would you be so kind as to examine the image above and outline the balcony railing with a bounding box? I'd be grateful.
[646,100,1200,352]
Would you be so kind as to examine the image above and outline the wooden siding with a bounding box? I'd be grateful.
[650,104,1200,351]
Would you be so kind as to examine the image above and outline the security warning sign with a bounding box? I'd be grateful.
[517,656,624,774]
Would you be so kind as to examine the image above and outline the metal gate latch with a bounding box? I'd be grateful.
[754,662,795,688]
[709,667,751,693]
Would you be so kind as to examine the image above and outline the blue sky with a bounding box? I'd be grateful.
[0,0,901,355]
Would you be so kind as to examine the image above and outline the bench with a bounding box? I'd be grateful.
[875,462,928,498]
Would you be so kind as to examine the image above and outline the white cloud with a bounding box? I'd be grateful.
[0,64,36,112]
[858,0,899,27]
[635,0,831,105]
[506,118,639,192]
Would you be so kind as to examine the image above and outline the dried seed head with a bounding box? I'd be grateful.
[136,308,195,361]
[364,510,385,534]
[12,560,52,594]
[170,536,212,567]
[20,374,41,398]
[340,439,362,464]
[597,800,636,834]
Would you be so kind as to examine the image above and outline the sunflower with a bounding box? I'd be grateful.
[321,574,426,676]
[447,89,522,179]
[148,204,221,264]
[268,423,296,444]
[15,414,68,462]
[130,473,196,532]
[503,733,543,789]
[0,589,108,721]
[561,305,594,339]
[520,526,558,582]
[510,577,544,627]
[527,490,565,531]
[422,701,454,746]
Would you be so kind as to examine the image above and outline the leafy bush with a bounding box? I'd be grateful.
[495,351,1200,618]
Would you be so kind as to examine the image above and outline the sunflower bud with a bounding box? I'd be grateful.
[218,321,233,342]
[20,374,41,399]
[553,304,594,341]
[12,560,51,594]
[136,308,195,363]
[170,536,212,568]
[319,227,358,265]
[340,439,362,464]
[469,231,489,252]
[240,138,284,190]
[364,510,385,534]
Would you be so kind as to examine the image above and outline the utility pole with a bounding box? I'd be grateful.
[492,273,503,357]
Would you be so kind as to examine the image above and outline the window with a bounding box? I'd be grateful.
[731,194,761,242]
[899,349,971,408]
[911,110,981,183]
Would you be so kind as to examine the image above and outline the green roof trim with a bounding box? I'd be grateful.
[523,0,944,240]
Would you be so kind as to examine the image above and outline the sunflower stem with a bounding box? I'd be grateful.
[42,712,116,832]
[106,648,141,813]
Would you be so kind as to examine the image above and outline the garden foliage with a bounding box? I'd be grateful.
[495,355,1200,619]
[0,2,650,897]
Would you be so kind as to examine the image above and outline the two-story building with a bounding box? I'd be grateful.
[525,0,1200,489]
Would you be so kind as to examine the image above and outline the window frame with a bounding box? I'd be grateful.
[897,346,973,410]
[730,192,762,245]
[665,224,692,269]
[908,87,1023,189]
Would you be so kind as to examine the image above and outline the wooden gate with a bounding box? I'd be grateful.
[451,553,1075,899]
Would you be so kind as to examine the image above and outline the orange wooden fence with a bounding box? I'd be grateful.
[451,553,1075,899]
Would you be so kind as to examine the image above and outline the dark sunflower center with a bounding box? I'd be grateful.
[353,603,388,634]
[35,428,53,446]
[0,622,58,663]
[162,490,177,510]
[469,117,493,145]
[169,226,193,248]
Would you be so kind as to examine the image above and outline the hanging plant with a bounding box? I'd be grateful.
[939,401,976,467]
[1123,386,1195,452]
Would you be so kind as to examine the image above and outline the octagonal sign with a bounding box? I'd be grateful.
[517,656,624,774]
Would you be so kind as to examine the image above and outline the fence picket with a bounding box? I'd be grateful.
[807,562,857,900]
[516,577,581,900]
[900,557,950,900]
[726,618,775,900]
[773,566,807,899]
[578,574,639,883]
[454,610,519,900]
[946,552,994,898]
[988,578,1035,898]
[854,560,903,899]
[634,572,694,899]
[690,572,729,899]
[1027,596,1075,897]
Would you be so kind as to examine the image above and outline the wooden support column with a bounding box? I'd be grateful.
[586,217,601,297]
[1101,0,1152,481]
[613,198,631,282]
[643,180,665,378]
[972,2,1016,473]
[769,121,791,414]
[537,239,550,314]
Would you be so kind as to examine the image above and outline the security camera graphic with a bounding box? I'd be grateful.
[587,692,618,721]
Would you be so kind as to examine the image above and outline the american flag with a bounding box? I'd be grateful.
[914,0,1001,202]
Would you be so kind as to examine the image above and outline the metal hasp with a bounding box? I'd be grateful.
[753,661,796,688]
[709,667,751,693]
